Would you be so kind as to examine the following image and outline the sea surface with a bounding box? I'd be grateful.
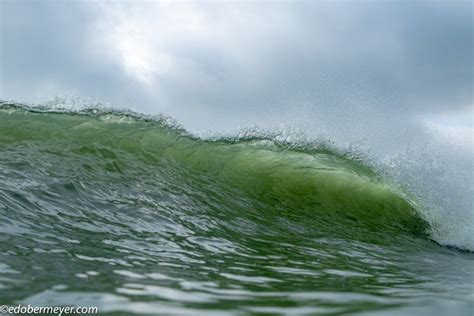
[0,102,473,315]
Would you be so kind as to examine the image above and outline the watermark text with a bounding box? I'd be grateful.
[0,304,98,315]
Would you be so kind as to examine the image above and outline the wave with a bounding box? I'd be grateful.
[0,102,432,246]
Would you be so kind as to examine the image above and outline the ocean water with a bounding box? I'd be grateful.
[0,102,473,315]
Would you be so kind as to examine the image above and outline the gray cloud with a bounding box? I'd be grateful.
[0,0,472,140]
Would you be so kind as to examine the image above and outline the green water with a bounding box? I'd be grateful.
[0,103,473,315]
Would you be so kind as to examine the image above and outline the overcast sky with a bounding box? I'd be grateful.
[0,0,472,148]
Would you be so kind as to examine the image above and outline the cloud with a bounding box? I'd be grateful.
[1,0,472,138]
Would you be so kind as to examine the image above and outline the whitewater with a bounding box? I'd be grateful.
[0,101,472,315]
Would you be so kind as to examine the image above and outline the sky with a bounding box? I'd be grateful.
[0,0,472,149]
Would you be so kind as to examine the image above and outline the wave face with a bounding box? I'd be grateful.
[0,103,473,315]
